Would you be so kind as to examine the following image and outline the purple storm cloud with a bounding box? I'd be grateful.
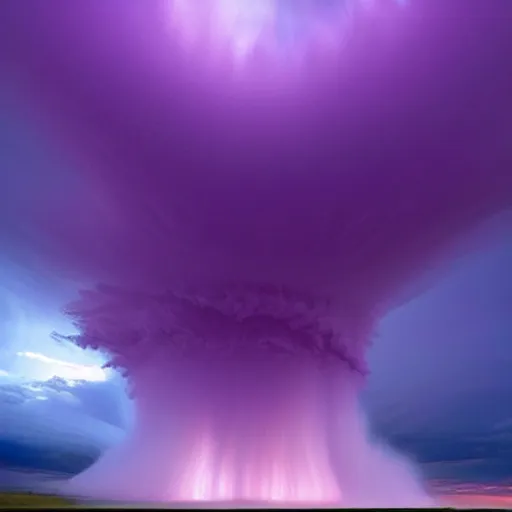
[0,0,511,506]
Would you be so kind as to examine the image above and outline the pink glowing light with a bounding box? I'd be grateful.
[166,0,390,84]
[176,417,341,503]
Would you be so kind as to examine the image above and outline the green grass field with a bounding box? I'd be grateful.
[0,492,76,508]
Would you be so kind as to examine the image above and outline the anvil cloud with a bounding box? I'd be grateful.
[0,0,511,506]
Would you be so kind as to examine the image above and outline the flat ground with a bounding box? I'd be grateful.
[0,492,75,508]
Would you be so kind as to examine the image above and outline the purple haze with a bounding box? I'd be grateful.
[0,0,511,506]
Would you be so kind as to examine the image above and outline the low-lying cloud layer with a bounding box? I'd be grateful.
[0,374,128,474]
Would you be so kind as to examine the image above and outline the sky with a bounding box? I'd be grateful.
[0,0,511,504]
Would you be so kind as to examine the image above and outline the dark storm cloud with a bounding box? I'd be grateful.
[0,375,126,474]
[0,375,130,429]
[364,225,512,482]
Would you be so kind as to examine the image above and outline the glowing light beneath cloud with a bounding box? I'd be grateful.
[167,0,410,87]
[174,421,341,503]
[169,0,359,67]
[16,351,107,382]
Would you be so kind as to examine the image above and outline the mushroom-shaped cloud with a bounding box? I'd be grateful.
[0,0,511,506]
